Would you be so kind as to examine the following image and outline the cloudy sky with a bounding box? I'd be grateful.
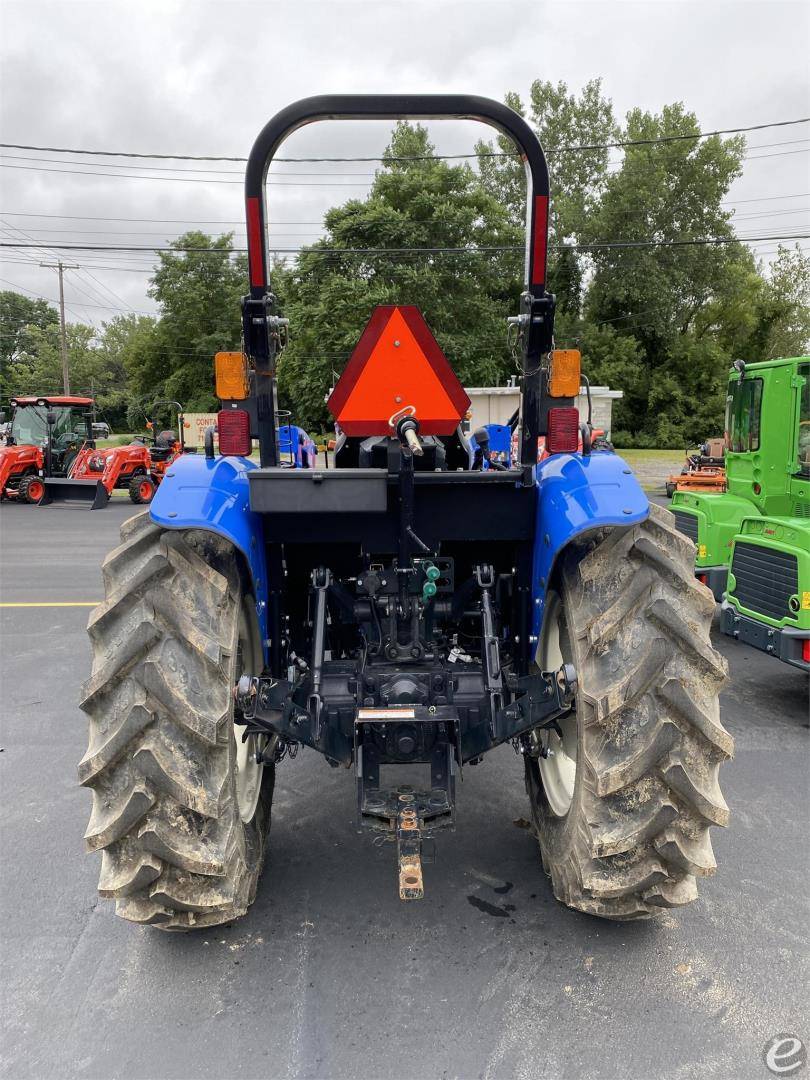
[1,0,808,326]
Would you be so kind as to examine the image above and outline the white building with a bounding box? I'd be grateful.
[465,383,623,438]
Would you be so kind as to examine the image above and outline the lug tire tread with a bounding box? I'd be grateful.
[80,510,273,930]
[527,502,731,920]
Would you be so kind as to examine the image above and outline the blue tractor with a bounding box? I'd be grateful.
[79,96,731,930]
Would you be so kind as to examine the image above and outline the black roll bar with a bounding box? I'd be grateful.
[242,94,555,477]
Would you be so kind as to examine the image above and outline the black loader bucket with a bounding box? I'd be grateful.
[40,477,110,509]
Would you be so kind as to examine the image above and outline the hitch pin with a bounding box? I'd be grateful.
[403,426,423,456]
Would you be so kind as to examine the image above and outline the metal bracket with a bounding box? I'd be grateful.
[309,567,331,739]
[459,662,577,761]
[474,563,504,737]
[353,705,459,900]
[397,798,424,900]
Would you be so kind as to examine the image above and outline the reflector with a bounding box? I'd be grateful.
[549,350,581,398]
[217,409,251,456]
[215,352,249,401]
[327,306,470,436]
[546,407,579,454]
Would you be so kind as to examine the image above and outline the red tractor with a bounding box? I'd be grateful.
[46,399,190,506]
[0,395,95,503]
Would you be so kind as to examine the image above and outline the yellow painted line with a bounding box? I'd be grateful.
[0,601,99,608]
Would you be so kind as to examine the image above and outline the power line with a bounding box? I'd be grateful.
[5,240,805,283]
[1,116,807,162]
[2,136,808,176]
[0,154,384,177]
[3,145,807,185]
[1,218,133,321]
[2,144,808,185]
[0,164,370,186]
[0,191,807,228]
[2,233,807,254]
[6,205,807,238]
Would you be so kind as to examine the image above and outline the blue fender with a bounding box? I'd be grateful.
[531,451,649,639]
[149,453,270,653]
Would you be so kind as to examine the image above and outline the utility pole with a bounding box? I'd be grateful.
[40,261,79,394]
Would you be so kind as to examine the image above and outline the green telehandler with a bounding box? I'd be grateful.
[671,355,810,671]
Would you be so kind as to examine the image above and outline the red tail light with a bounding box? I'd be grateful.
[546,407,579,454]
[802,639,810,664]
[217,409,251,456]
[698,574,708,585]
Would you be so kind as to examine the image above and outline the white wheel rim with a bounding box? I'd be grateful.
[536,591,578,817]
[234,602,264,823]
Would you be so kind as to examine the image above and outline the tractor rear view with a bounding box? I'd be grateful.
[79,95,731,930]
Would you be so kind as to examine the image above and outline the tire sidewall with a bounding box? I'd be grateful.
[525,556,590,866]
[229,588,274,877]
[184,529,274,882]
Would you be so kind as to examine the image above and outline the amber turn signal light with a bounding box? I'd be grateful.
[549,349,581,398]
[215,351,249,400]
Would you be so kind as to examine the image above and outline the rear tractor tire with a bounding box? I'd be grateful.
[525,502,732,920]
[79,511,274,930]
[18,474,45,504]
[129,474,156,504]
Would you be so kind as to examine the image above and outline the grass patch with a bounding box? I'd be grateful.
[613,448,686,461]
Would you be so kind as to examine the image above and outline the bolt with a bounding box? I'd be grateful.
[394,340,401,347]
[168,511,177,518]
[622,508,633,515]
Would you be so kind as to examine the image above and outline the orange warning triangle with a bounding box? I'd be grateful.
[327,306,470,436]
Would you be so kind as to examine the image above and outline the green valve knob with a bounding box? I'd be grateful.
[426,565,441,582]
[422,581,437,601]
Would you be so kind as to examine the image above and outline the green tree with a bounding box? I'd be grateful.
[7,320,98,396]
[751,245,810,360]
[96,314,159,428]
[275,123,523,430]
[475,80,617,325]
[0,291,59,398]
[582,103,747,444]
[131,233,248,410]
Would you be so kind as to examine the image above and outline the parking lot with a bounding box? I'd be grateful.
[1,499,807,1080]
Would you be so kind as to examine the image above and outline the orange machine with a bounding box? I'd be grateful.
[42,400,189,507]
[665,438,726,498]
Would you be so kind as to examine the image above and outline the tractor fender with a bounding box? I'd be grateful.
[531,451,649,639]
[149,453,269,651]
[0,445,42,493]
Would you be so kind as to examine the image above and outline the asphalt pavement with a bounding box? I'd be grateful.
[1,497,808,1080]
